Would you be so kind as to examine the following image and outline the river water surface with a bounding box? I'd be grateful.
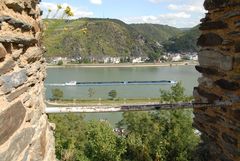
[45,65,200,126]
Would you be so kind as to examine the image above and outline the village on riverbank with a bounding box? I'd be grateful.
[46,52,199,68]
[47,52,198,64]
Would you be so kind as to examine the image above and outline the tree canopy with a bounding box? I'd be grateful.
[51,88,64,100]
[118,83,199,161]
[50,83,200,161]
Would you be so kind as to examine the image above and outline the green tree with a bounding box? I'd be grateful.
[49,83,199,161]
[88,88,96,98]
[159,82,190,103]
[147,52,161,62]
[49,114,88,161]
[118,83,200,161]
[51,88,64,100]
[85,121,126,161]
[108,90,117,100]
[118,112,168,161]
[57,60,63,65]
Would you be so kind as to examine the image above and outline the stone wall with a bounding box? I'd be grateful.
[0,0,55,160]
[194,0,240,160]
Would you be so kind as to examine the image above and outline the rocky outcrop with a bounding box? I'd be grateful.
[194,0,240,160]
[0,0,55,161]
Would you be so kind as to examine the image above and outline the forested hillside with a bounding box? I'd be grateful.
[44,18,163,58]
[130,23,182,43]
[43,18,199,58]
[163,25,200,53]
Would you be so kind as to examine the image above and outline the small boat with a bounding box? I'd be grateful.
[65,81,77,86]
[169,80,177,84]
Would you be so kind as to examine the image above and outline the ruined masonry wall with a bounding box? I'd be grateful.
[0,0,56,160]
[194,0,240,161]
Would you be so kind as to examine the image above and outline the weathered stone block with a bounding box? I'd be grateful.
[0,16,11,23]
[222,141,240,157]
[234,41,240,52]
[0,16,32,31]
[204,0,230,10]
[7,17,32,31]
[20,148,30,161]
[219,154,233,161]
[197,33,223,47]
[234,20,240,27]
[225,93,240,103]
[198,77,213,87]
[0,127,35,161]
[222,10,240,19]
[0,35,37,46]
[23,93,31,103]
[194,113,217,126]
[209,126,220,138]
[0,69,27,94]
[0,101,26,145]
[12,49,23,60]
[222,39,234,46]
[0,58,15,76]
[193,87,209,103]
[222,133,238,147]
[215,79,240,90]
[200,21,228,30]
[31,108,42,125]
[24,47,43,63]
[228,31,240,37]
[195,66,226,76]
[25,110,34,122]
[195,87,222,103]
[229,74,240,81]
[200,16,211,23]
[231,109,240,121]
[4,0,25,13]
[6,86,28,102]
[0,43,7,59]
[29,123,47,161]
[26,62,41,76]
[198,50,233,71]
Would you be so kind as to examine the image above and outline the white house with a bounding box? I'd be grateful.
[111,57,120,64]
[103,57,120,64]
[132,57,143,63]
[51,57,68,64]
[192,55,198,61]
[103,57,110,64]
[172,54,182,62]
[161,55,169,61]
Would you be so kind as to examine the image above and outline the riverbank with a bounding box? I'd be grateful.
[47,61,198,68]
[46,98,161,107]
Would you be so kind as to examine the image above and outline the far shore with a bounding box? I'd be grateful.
[46,61,198,68]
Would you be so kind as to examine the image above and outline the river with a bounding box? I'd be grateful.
[45,65,200,126]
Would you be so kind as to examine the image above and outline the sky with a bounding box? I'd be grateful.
[40,0,206,28]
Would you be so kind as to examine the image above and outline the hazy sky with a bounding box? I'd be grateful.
[40,0,206,28]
